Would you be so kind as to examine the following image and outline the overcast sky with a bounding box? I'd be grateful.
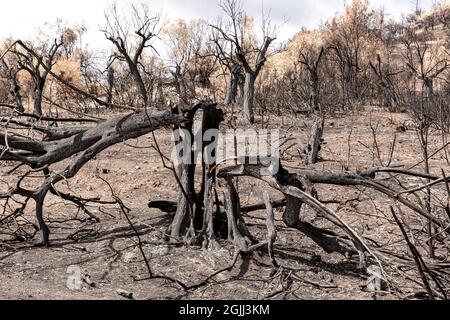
[0,0,437,50]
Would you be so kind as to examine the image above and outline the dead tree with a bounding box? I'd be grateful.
[210,0,276,123]
[0,57,24,113]
[224,63,244,105]
[164,19,217,106]
[210,28,244,106]
[167,102,225,245]
[326,0,378,106]
[102,3,161,108]
[0,106,184,245]
[306,119,324,165]
[369,54,403,112]
[11,38,63,116]
[298,47,325,115]
[298,47,326,165]
[106,65,115,105]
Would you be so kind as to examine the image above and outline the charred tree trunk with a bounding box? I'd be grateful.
[225,71,240,106]
[369,57,401,112]
[34,194,50,246]
[298,47,324,115]
[129,62,148,107]
[33,80,45,117]
[169,163,196,241]
[243,72,256,124]
[223,176,253,250]
[168,112,197,241]
[1,59,24,112]
[225,64,243,106]
[307,118,324,165]
[309,70,320,114]
[168,103,225,244]
[107,66,115,105]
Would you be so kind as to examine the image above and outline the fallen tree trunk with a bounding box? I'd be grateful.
[1,107,187,245]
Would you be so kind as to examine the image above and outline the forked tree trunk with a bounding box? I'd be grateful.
[169,104,225,245]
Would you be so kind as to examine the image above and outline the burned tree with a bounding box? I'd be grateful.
[106,65,115,105]
[297,44,326,164]
[164,19,218,105]
[2,37,449,259]
[0,59,24,113]
[210,26,244,106]
[210,0,276,123]
[10,38,63,116]
[369,54,403,112]
[2,34,450,300]
[298,47,325,115]
[102,3,162,108]
[326,0,380,106]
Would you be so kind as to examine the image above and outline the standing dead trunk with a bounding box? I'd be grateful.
[169,119,196,241]
[202,171,216,247]
[2,59,24,112]
[225,64,244,106]
[223,176,253,250]
[225,71,239,106]
[107,66,115,105]
[35,195,50,245]
[243,72,256,124]
[33,81,45,117]
[169,163,195,240]
[169,104,225,244]
[129,63,148,107]
[307,119,324,165]
[369,57,401,112]
[195,105,224,230]
[299,47,324,115]
[309,70,320,114]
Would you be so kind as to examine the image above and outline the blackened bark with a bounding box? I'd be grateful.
[307,119,324,165]
[225,72,239,105]
[243,72,256,124]
[107,66,115,105]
